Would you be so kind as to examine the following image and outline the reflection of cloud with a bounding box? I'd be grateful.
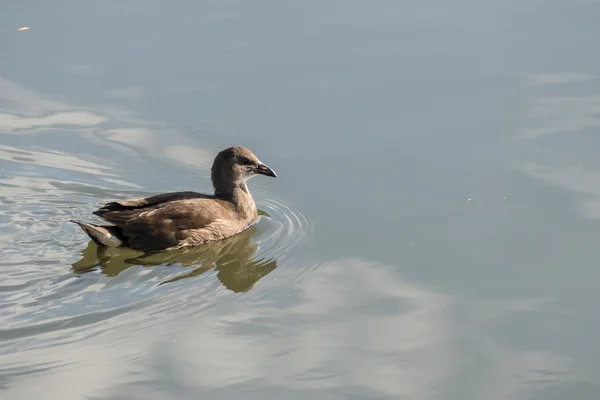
[101,177,144,189]
[0,77,65,115]
[101,127,154,147]
[0,111,106,132]
[526,73,596,87]
[520,163,600,219]
[0,176,58,202]
[523,95,600,138]
[98,128,214,169]
[0,144,112,176]
[0,258,590,398]
[0,258,456,398]
[0,344,131,399]
[0,77,216,175]
[103,86,144,101]
[0,176,141,205]
[0,145,142,189]
[466,296,579,400]
[521,71,600,219]
[520,163,600,197]
[164,145,213,168]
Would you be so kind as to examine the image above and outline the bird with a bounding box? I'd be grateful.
[71,146,277,252]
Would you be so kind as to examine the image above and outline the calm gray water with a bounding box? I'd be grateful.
[2,0,600,398]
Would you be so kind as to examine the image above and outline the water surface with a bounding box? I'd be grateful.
[2,0,600,398]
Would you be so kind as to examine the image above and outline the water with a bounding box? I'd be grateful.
[2,0,600,398]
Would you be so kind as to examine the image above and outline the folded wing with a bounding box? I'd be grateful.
[93,192,234,252]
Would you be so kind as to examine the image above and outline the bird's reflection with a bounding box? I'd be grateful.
[71,226,277,292]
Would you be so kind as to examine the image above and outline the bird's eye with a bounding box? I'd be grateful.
[240,157,253,165]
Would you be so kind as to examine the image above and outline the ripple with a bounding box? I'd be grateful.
[254,187,315,261]
[0,173,316,348]
[0,301,146,342]
[249,187,323,290]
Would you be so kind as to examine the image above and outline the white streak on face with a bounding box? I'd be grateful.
[242,172,256,182]
[242,158,260,182]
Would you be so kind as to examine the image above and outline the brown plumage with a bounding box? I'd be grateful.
[71,146,276,252]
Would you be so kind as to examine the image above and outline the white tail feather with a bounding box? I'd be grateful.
[71,220,123,247]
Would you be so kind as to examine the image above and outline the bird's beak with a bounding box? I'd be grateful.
[256,161,277,178]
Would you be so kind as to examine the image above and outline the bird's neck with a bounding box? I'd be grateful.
[214,181,257,219]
